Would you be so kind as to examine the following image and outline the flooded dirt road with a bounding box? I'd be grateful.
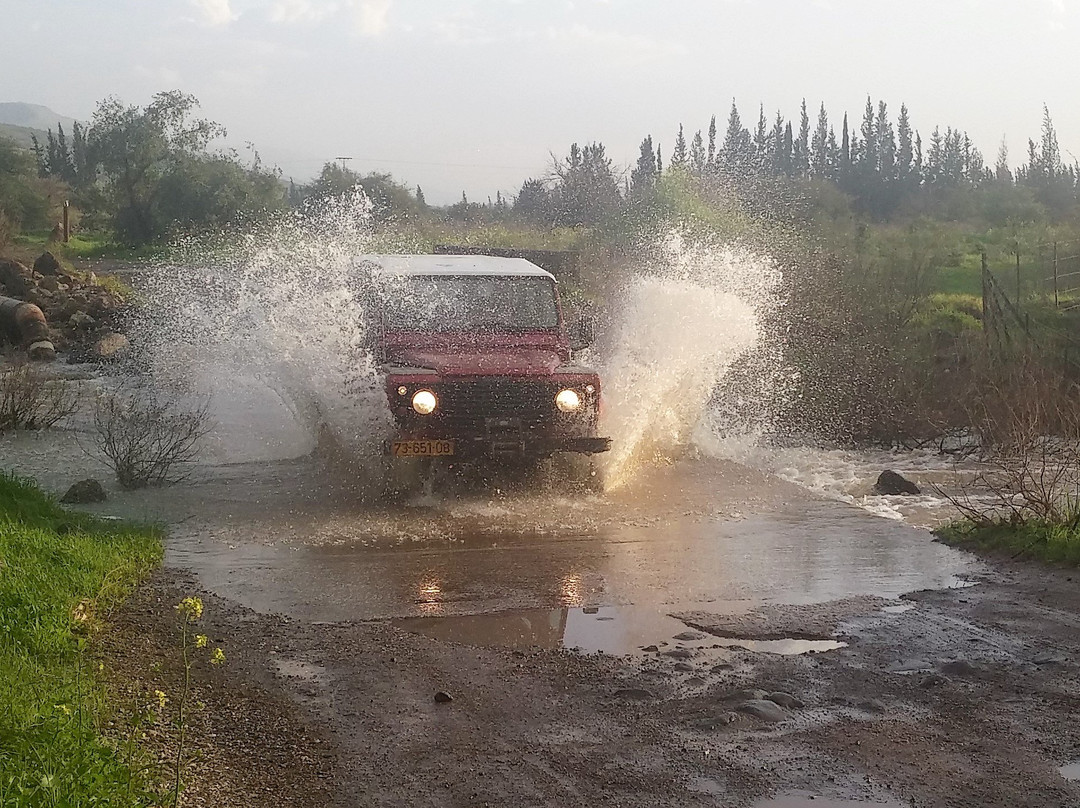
[10,422,1080,806]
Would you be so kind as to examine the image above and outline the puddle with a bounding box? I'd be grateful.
[1061,762,1080,781]
[755,796,903,808]
[394,605,847,656]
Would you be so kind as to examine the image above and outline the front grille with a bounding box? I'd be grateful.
[438,378,559,421]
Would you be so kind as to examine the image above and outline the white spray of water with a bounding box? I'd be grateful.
[134,192,394,470]
[133,207,785,494]
[599,233,783,488]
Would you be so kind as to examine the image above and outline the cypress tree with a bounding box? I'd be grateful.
[793,99,811,177]
[671,124,688,168]
[706,114,717,168]
[810,103,829,178]
[690,130,706,175]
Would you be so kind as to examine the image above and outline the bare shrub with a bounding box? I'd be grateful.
[944,357,1080,526]
[91,385,212,489]
[0,361,79,431]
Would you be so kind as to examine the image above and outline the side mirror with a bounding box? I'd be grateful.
[569,316,594,351]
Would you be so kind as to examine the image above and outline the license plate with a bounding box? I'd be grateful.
[390,440,455,457]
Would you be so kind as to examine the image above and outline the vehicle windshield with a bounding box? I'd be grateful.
[379,274,560,333]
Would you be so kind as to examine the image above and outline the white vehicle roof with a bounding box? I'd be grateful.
[359,254,556,281]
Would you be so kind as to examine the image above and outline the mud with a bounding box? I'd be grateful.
[7,424,1080,805]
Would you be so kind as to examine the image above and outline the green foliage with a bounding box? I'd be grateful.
[87,91,284,245]
[0,137,52,241]
[0,473,162,806]
[937,520,1080,566]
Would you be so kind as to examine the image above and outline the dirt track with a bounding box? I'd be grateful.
[106,533,1080,807]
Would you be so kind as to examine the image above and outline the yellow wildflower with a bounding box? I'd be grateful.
[175,597,204,623]
[210,648,226,666]
[195,634,208,648]
[154,690,168,710]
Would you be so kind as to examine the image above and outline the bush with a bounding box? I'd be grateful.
[91,386,212,489]
[0,361,78,431]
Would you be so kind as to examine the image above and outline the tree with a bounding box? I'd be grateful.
[995,138,1012,183]
[671,124,688,170]
[706,114,717,169]
[690,130,706,176]
[0,137,52,239]
[896,103,914,187]
[793,99,811,177]
[810,103,830,178]
[549,142,622,227]
[630,136,659,197]
[721,100,751,174]
[415,185,427,208]
[514,178,553,225]
[91,91,224,243]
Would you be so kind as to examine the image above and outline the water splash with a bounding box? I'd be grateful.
[132,207,783,494]
[599,233,783,488]
[133,191,394,475]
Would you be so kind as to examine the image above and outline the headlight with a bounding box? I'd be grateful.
[412,390,438,414]
[555,388,582,413]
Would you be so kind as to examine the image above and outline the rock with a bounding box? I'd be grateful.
[724,688,768,702]
[661,648,696,660]
[874,470,921,496]
[614,687,655,701]
[939,659,978,677]
[766,691,804,709]
[38,275,60,292]
[61,479,107,504]
[433,691,453,703]
[737,699,788,723]
[0,259,33,297]
[69,311,96,329]
[673,631,705,641]
[674,662,694,672]
[641,645,659,653]
[33,252,63,276]
[919,674,947,688]
[93,332,130,362]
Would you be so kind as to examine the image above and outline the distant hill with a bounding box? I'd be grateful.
[0,102,79,133]
[0,122,46,150]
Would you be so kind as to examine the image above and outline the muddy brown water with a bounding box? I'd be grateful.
[4,428,981,654]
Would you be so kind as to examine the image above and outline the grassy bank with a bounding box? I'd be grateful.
[937,520,1080,566]
[0,473,162,806]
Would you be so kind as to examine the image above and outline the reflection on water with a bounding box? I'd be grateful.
[394,606,846,656]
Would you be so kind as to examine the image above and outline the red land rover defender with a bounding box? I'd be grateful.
[361,255,610,461]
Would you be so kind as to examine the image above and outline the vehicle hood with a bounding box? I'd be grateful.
[390,345,564,377]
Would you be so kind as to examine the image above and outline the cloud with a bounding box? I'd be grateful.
[347,0,392,36]
[190,0,237,26]
[269,0,338,24]
[545,24,686,61]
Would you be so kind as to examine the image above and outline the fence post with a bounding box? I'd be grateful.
[1054,241,1060,308]
[981,250,990,346]
[1015,248,1021,304]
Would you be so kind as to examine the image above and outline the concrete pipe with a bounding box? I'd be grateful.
[0,296,56,362]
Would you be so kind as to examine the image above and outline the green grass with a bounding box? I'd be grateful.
[937,519,1080,566]
[0,473,163,806]
[12,230,165,262]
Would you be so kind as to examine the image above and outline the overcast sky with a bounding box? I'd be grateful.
[3,0,1078,204]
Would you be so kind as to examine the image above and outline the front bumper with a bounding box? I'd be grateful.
[387,417,611,458]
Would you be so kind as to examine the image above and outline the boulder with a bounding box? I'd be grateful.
[69,311,96,330]
[874,469,921,496]
[33,252,63,276]
[92,332,130,362]
[736,699,788,723]
[61,479,107,504]
[0,260,33,297]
